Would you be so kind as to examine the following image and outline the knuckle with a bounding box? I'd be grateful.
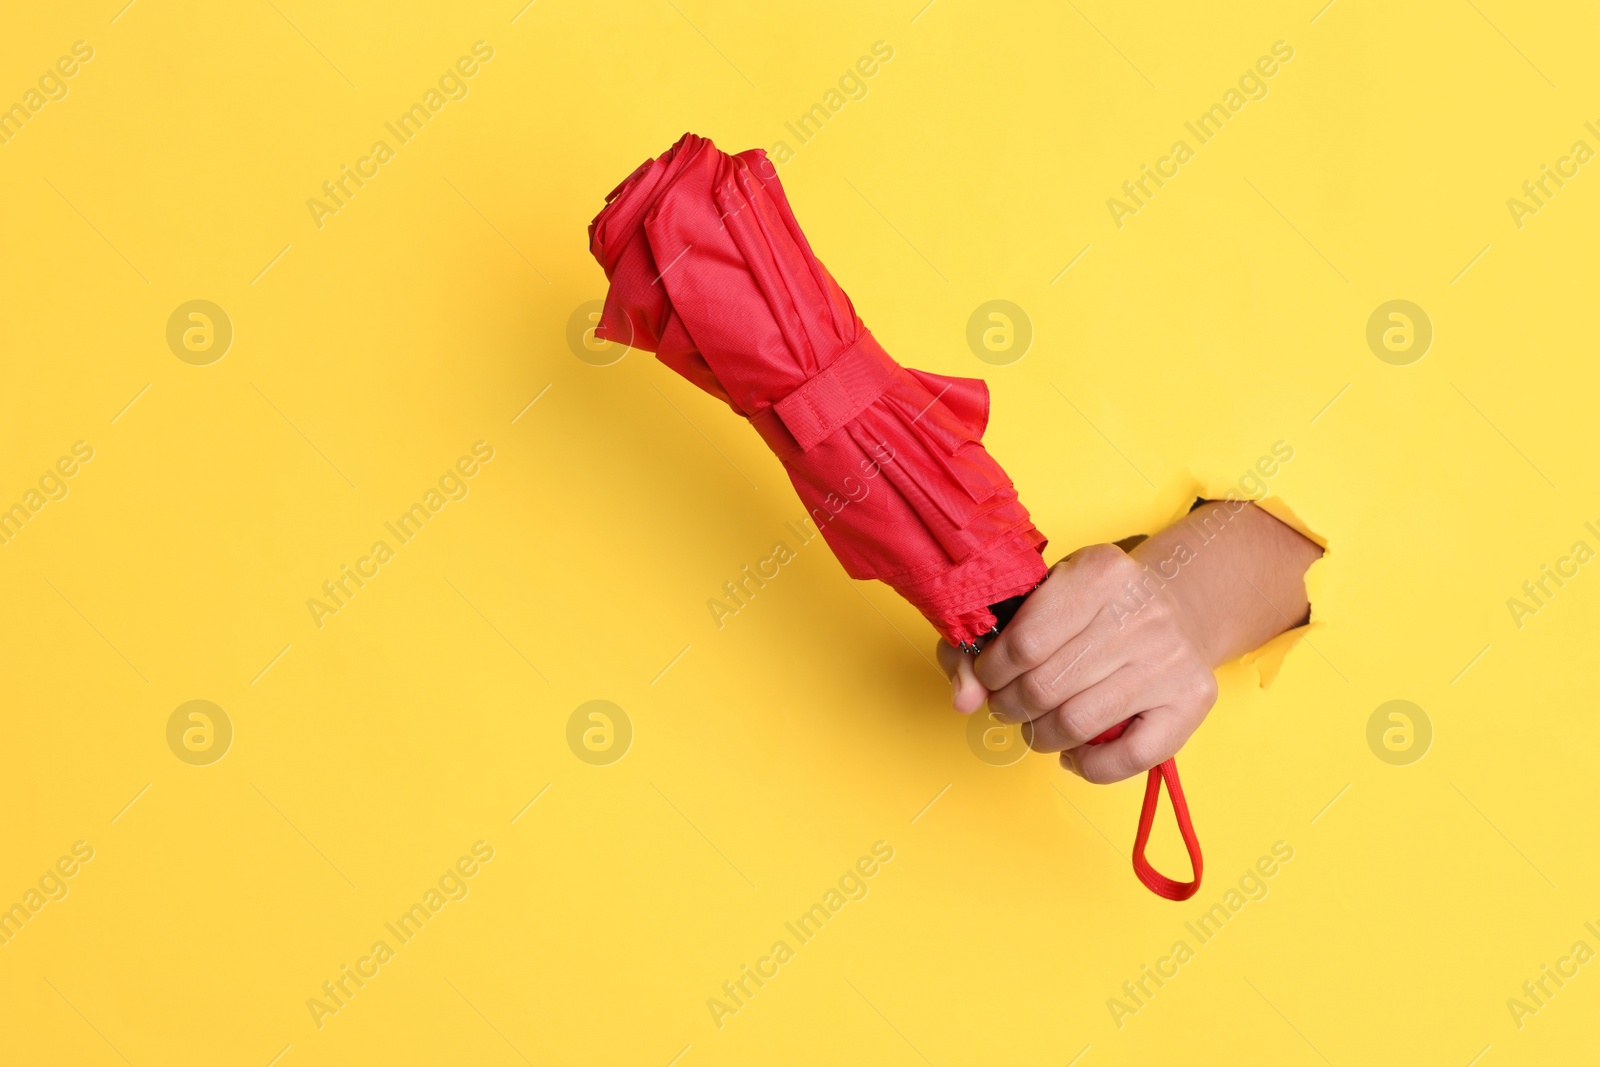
[1101,559,1144,605]
[1187,669,1218,709]
[1007,626,1051,670]
[1063,688,1116,727]
[1078,543,1121,577]
[1058,705,1096,747]
[1139,591,1177,628]
[1124,734,1159,771]
[1018,670,1056,713]
[1104,547,1140,580]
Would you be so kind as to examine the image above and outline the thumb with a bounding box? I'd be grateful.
[935,640,989,714]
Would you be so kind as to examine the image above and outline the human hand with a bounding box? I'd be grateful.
[935,543,1218,784]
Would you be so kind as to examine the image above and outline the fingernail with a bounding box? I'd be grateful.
[1062,752,1079,776]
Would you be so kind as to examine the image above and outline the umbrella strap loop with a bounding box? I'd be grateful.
[1130,758,1203,901]
[749,332,897,456]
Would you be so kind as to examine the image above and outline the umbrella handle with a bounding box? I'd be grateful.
[981,591,1205,902]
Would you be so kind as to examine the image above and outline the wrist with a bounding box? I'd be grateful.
[1127,533,1224,667]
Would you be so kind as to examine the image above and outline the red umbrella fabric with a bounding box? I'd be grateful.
[588,133,1200,900]
[588,133,1046,650]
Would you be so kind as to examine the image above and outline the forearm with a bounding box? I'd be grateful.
[1126,501,1321,668]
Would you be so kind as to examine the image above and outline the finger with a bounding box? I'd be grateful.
[987,626,1122,724]
[972,550,1110,691]
[1062,706,1196,784]
[951,653,987,714]
[934,640,987,714]
[1024,664,1144,751]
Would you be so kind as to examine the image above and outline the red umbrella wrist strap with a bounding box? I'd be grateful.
[1129,757,1203,901]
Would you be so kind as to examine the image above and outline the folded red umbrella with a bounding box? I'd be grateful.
[589,133,1200,900]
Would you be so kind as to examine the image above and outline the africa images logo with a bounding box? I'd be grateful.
[305,42,495,229]
[1105,41,1295,229]
[305,442,495,629]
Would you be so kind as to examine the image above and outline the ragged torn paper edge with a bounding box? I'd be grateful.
[1177,470,1328,690]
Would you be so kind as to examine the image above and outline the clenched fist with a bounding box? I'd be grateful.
[937,501,1321,784]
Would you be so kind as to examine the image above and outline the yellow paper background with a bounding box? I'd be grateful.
[2,1,1596,1063]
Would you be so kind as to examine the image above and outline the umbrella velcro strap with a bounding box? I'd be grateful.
[749,332,898,457]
